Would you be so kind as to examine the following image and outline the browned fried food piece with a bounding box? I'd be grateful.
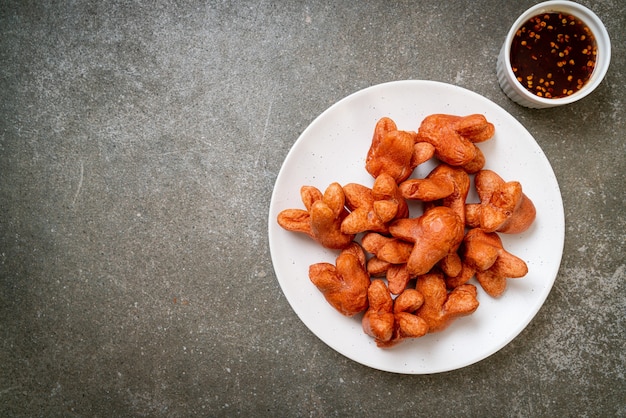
[415,114,494,173]
[465,170,536,234]
[432,165,471,224]
[391,288,429,344]
[361,232,415,294]
[389,206,465,277]
[415,272,479,333]
[366,256,391,277]
[362,280,428,347]
[399,165,455,202]
[365,117,435,182]
[372,172,410,220]
[362,279,395,344]
[444,262,476,289]
[403,163,471,224]
[342,183,388,234]
[277,183,355,249]
[438,251,464,279]
[308,243,370,316]
[462,228,528,297]
[366,257,413,296]
[341,173,409,235]
[361,232,413,264]
[408,164,470,278]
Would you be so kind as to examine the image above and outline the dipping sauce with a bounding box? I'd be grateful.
[510,12,597,98]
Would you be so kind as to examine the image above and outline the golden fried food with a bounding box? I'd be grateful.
[391,288,429,344]
[444,262,476,289]
[415,114,494,173]
[372,172,410,220]
[341,173,408,235]
[433,164,471,224]
[362,280,428,347]
[361,232,413,264]
[403,163,471,224]
[277,183,355,249]
[412,142,437,168]
[438,252,463,278]
[399,165,455,201]
[385,264,414,296]
[341,183,387,234]
[308,243,370,316]
[341,240,367,265]
[389,206,465,277]
[415,272,479,332]
[365,117,435,182]
[361,232,415,293]
[366,256,391,277]
[366,257,413,295]
[406,164,471,279]
[277,112,537,349]
[461,228,528,297]
[362,279,395,344]
[276,186,322,236]
[465,170,536,234]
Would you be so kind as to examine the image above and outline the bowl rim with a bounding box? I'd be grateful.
[502,0,611,105]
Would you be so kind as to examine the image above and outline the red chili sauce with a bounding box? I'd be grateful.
[510,12,597,98]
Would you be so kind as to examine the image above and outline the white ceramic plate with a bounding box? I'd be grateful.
[268,80,564,374]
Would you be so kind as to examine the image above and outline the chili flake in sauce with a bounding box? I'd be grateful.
[510,12,597,98]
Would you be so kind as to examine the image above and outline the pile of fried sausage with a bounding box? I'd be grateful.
[277,114,536,348]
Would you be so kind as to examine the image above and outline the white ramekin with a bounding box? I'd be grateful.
[497,1,611,108]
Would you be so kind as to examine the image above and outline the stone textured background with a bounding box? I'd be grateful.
[1,0,624,416]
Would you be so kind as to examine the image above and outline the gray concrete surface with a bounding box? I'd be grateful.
[1,0,624,416]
